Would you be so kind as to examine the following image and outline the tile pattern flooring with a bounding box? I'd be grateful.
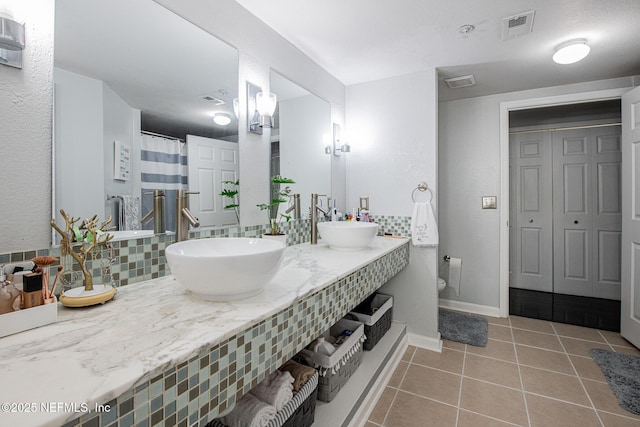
[367,315,640,427]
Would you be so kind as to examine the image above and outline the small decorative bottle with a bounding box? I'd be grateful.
[0,267,21,314]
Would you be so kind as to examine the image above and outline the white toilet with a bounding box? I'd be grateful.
[437,277,446,292]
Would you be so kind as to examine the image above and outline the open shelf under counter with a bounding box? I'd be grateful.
[314,321,408,427]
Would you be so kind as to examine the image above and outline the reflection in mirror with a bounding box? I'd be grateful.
[270,71,332,218]
[53,0,239,243]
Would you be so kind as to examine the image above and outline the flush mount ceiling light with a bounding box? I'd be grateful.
[553,39,590,64]
[212,112,231,126]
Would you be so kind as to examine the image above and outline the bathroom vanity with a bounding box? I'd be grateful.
[0,236,409,427]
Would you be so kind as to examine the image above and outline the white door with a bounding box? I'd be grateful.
[510,132,553,292]
[186,135,239,227]
[621,85,640,348]
[592,126,623,299]
[552,127,621,298]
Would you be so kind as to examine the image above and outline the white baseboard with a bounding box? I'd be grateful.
[348,335,408,427]
[439,299,502,318]
[407,332,443,353]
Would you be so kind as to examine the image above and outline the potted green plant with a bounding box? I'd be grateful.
[257,175,295,237]
[220,179,240,223]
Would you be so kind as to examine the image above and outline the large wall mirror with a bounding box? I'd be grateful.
[53,0,239,242]
[270,71,332,216]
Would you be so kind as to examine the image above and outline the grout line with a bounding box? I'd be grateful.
[515,361,578,377]
[388,388,460,409]
[511,326,558,336]
[457,409,524,426]
[523,390,604,411]
[379,347,415,426]
[465,348,517,362]
[454,343,467,426]
[557,335,612,345]
[551,322,605,427]
[510,319,532,427]
[596,408,640,422]
[459,374,541,394]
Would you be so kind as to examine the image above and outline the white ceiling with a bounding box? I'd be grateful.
[233,0,640,101]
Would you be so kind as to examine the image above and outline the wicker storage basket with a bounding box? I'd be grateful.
[297,318,366,402]
[315,346,363,402]
[209,372,319,427]
[349,293,393,350]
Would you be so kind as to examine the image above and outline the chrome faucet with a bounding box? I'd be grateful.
[141,190,166,234]
[311,193,329,244]
[285,193,301,220]
[176,190,200,242]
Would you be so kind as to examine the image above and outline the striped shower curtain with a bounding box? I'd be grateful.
[140,134,188,232]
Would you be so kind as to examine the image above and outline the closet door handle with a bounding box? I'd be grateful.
[529,219,534,223]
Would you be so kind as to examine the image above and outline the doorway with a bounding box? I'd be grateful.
[508,100,622,330]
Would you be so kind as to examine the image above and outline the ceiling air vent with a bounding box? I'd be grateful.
[201,95,226,105]
[501,10,535,40]
[444,75,476,89]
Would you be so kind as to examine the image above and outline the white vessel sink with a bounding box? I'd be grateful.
[317,221,379,250]
[109,230,155,241]
[165,238,285,300]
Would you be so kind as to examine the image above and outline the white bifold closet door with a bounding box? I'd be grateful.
[510,125,622,300]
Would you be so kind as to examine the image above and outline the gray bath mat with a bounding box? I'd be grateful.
[438,309,488,347]
[590,349,640,415]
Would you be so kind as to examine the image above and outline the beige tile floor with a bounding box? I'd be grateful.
[366,315,640,427]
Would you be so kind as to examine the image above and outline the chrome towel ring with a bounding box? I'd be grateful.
[411,181,433,203]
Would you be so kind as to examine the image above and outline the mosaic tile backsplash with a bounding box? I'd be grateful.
[0,217,411,292]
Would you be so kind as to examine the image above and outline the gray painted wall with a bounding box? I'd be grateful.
[438,76,638,312]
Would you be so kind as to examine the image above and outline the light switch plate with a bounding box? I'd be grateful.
[482,196,497,209]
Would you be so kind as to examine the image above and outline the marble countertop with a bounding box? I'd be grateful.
[0,237,408,427]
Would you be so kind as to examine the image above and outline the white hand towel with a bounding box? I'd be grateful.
[219,393,276,427]
[121,195,141,231]
[410,201,439,247]
[250,370,294,412]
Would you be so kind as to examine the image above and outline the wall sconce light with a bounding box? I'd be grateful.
[323,133,332,154]
[232,98,239,119]
[212,112,231,126]
[333,123,351,156]
[0,15,26,69]
[247,82,277,134]
[256,91,277,128]
[552,39,590,64]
